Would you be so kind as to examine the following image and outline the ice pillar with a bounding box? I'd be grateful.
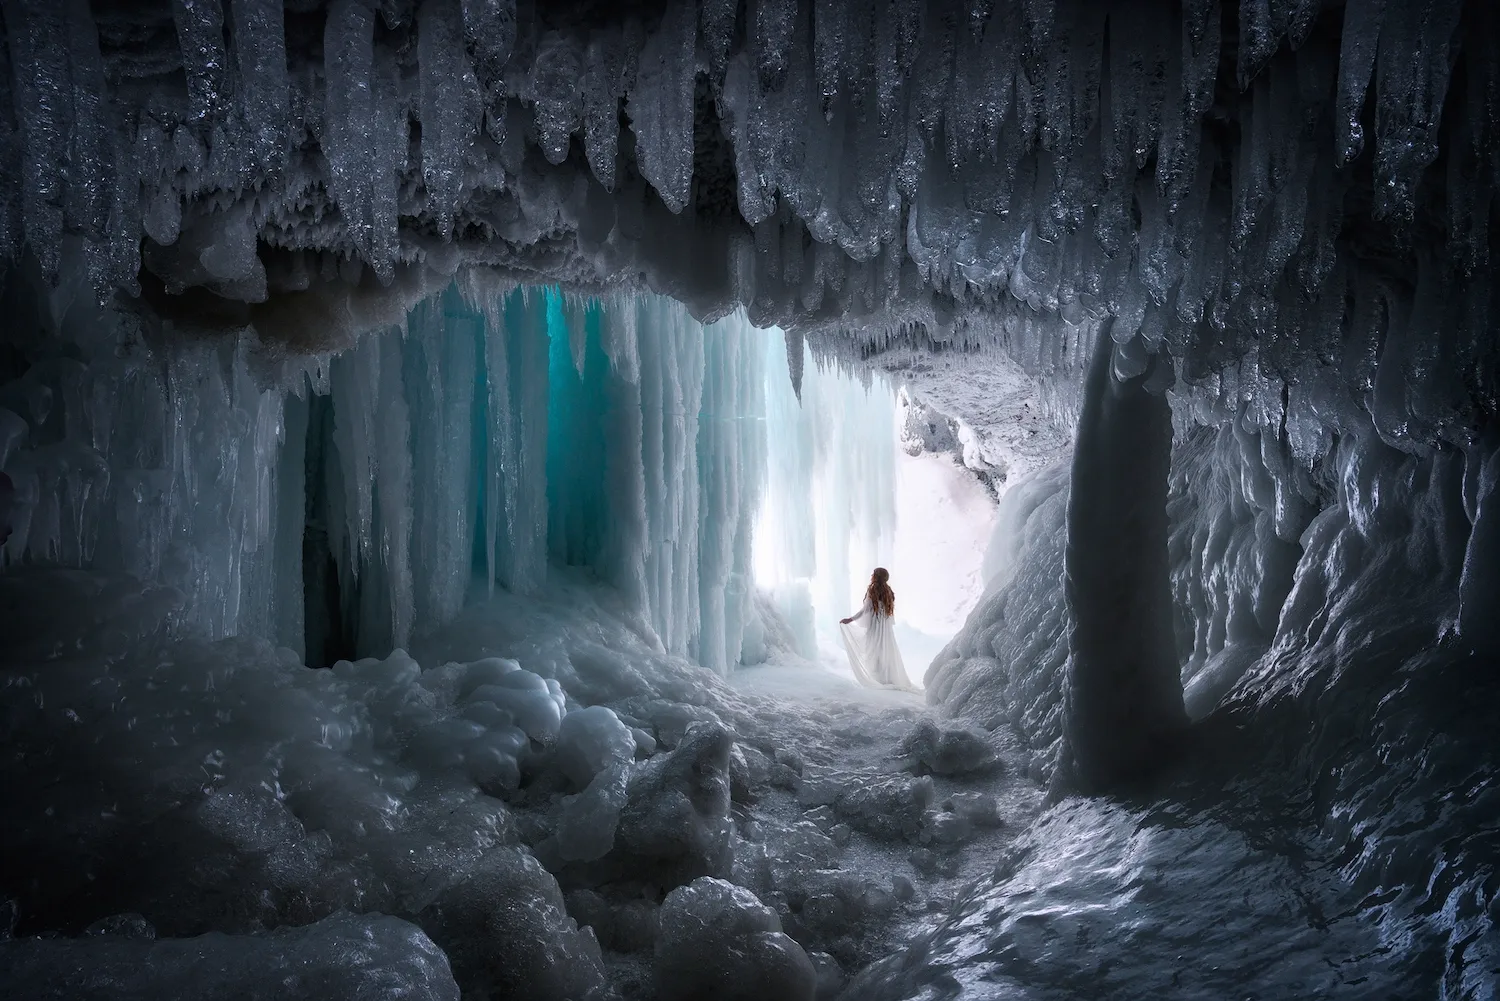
[1057,322,1187,794]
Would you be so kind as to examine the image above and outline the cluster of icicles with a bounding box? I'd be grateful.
[0,0,1494,463]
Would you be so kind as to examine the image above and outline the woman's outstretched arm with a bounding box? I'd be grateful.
[840,599,870,625]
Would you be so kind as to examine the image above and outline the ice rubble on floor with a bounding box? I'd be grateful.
[0,564,1030,1000]
[2,912,461,1001]
[655,877,816,1001]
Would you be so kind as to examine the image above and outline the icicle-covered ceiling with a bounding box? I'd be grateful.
[1,0,1495,447]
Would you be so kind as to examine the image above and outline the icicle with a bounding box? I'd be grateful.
[785,327,805,400]
[720,54,775,225]
[0,20,20,264]
[406,291,478,626]
[530,31,583,166]
[419,0,479,238]
[324,0,377,259]
[64,0,108,256]
[700,0,739,82]
[564,294,589,379]
[1334,0,1386,165]
[171,0,229,122]
[813,0,845,116]
[1238,0,1277,88]
[373,330,414,650]
[1372,0,1462,224]
[230,0,288,172]
[5,0,69,280]
[369,45,404,285]
[104,113,142,299]
[583,27,626,190]
[330,335,381,576]
[753,0,797,92]
[461,0,516,81]
[476,291,511,596]
[628,0,696,213]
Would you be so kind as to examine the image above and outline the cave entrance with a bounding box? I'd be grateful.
[748,333,999,687]
[282,286,1000,683]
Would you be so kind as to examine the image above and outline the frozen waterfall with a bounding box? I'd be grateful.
[0,270,775,676]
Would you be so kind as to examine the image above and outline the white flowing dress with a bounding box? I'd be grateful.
[838,597,918,691]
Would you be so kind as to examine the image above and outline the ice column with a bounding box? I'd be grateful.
[1057,325,1188,794]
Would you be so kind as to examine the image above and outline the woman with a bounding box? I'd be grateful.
[838,567,918,691]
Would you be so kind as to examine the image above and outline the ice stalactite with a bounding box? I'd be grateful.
[0,265,771,673]
[1055,324,1187,794]
[0,0,1486,495]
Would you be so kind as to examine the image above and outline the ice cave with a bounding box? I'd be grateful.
[0,0,1496,998]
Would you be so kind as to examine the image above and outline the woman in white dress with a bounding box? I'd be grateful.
[838,567,918,691]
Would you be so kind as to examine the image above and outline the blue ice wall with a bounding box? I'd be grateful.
[303,282,765,672]
[0,273,771,673]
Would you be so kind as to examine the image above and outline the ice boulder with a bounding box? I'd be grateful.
[807,950,846,999]
[405,718,488,771]
[946,791,1003,827]
[896,719,1000,776]
[655,878,816,1001]
[0,911,459,1000]
[555,761,633,862]
[834,774,936,841]
[456,657,522,699]
[555,706,637,789]
[562,891,659,954]
[612,722,735,885]
[417,847,609,1001]
[464,670,565,744]
[464,725,530,794]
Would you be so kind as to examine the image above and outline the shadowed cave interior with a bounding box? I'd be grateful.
[0,1,1497,999]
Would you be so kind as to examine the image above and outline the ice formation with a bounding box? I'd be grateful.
[1,1,1498,999]
[0,0,1490,460]
[654,877,816,1001]
[0,268,776,676]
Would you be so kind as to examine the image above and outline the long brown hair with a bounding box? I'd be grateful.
[865,567,894,617]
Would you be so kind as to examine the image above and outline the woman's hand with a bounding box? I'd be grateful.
[839,617,852,625]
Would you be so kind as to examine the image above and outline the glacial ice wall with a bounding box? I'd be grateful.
[0,0,1491,466]
[0,261,769,673]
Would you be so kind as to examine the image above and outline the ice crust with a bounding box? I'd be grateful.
[0,569,700,994]
[917,419,1500,994]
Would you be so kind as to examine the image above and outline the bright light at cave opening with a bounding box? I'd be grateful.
[750,330,999,685]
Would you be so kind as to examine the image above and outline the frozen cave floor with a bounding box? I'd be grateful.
[0,566,1041,1001]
